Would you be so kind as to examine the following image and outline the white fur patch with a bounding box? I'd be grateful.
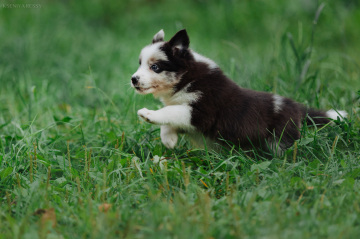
[160,125,178,149]
[161,83,202,106]
[273,95,283,113]
[191,50,218,69]
[326,109,348,120]
[153,29,164,43]
[140,42,167,64]
[138,105,195,131]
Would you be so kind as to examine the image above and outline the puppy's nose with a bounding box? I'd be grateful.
[131,76,139,85]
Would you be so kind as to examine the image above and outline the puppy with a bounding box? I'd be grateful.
[131,29,347,154]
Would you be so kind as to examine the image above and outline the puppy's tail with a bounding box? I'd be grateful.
[325,109,348,121]
[302,108,347,127]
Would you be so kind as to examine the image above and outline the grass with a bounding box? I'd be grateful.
[1,0,360,238]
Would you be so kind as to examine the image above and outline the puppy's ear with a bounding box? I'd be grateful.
[152,29,165,44]
[169,29,189,50]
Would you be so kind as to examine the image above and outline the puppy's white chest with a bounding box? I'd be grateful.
[160,86,202,106]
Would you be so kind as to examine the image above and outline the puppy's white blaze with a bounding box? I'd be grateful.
[191,50,218,69]
[153,29,164,42]
[161,83,202,106]
[140,42,167,63]
[326,109,348,120]
[273,95,283,113]
[132,42,168,91]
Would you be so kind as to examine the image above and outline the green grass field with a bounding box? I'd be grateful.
[1,0,360,238]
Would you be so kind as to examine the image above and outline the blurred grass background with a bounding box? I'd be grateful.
[1,0,359,121]
[1,0,360,238]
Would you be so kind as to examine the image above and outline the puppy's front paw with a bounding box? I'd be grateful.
[161,125,178,149]
[137,108,157,124]
[161,133,178,149]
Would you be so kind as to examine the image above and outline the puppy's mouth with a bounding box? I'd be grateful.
[135,86,151,91]
[135,86,157,92]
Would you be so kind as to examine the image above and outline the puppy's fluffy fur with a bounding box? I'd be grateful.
[131,29,347,153]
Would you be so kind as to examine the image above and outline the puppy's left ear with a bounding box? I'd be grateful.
[169,29,190,50]
[152,29,165,43]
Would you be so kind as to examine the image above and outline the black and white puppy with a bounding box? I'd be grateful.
[131,29,347,154]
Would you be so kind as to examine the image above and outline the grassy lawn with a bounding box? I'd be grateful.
[1,0,360,238]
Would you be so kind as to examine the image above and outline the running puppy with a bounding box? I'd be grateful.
[131,29,347,153]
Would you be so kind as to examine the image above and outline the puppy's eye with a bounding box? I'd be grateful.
[150,64,160,73]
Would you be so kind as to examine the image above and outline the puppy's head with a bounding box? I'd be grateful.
[131,29,193,96]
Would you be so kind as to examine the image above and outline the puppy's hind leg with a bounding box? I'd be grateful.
[266,138,285,157]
